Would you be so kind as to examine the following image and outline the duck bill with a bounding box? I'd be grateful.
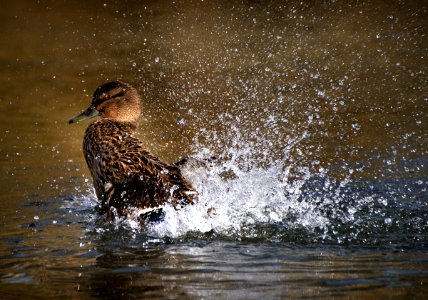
[68,105,99,124]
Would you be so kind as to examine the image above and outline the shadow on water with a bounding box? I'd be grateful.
[0,0,427,298]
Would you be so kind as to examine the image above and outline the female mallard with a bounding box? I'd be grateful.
[69,81,197,222]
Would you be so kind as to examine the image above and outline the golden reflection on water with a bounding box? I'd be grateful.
[0,1,425,191]
[0,0,427,298]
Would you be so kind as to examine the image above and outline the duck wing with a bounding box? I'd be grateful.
[102,134,197,214]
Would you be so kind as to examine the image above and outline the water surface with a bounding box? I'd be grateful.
[0,0,427,298]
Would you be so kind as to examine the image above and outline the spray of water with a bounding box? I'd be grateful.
[143,120,348,241]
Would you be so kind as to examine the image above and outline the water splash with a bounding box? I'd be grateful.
[138,129,318,238]
[137,119,426,248]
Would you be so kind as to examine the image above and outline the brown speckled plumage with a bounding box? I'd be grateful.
[69,81,196,221]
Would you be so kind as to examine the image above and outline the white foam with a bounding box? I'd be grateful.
[146,154,331,239]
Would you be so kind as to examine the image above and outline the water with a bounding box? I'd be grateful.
[1,0,427,298]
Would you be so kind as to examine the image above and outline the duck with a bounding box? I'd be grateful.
[68,81,197,222]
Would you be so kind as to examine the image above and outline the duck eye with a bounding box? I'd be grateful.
[96,105,105,113]
[113,89,126,98]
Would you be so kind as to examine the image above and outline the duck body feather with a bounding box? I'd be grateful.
[83,118,196,219]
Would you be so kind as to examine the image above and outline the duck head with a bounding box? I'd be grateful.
[68,81,141,125]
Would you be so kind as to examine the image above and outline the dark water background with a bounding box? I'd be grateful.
[0,0,427,298]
